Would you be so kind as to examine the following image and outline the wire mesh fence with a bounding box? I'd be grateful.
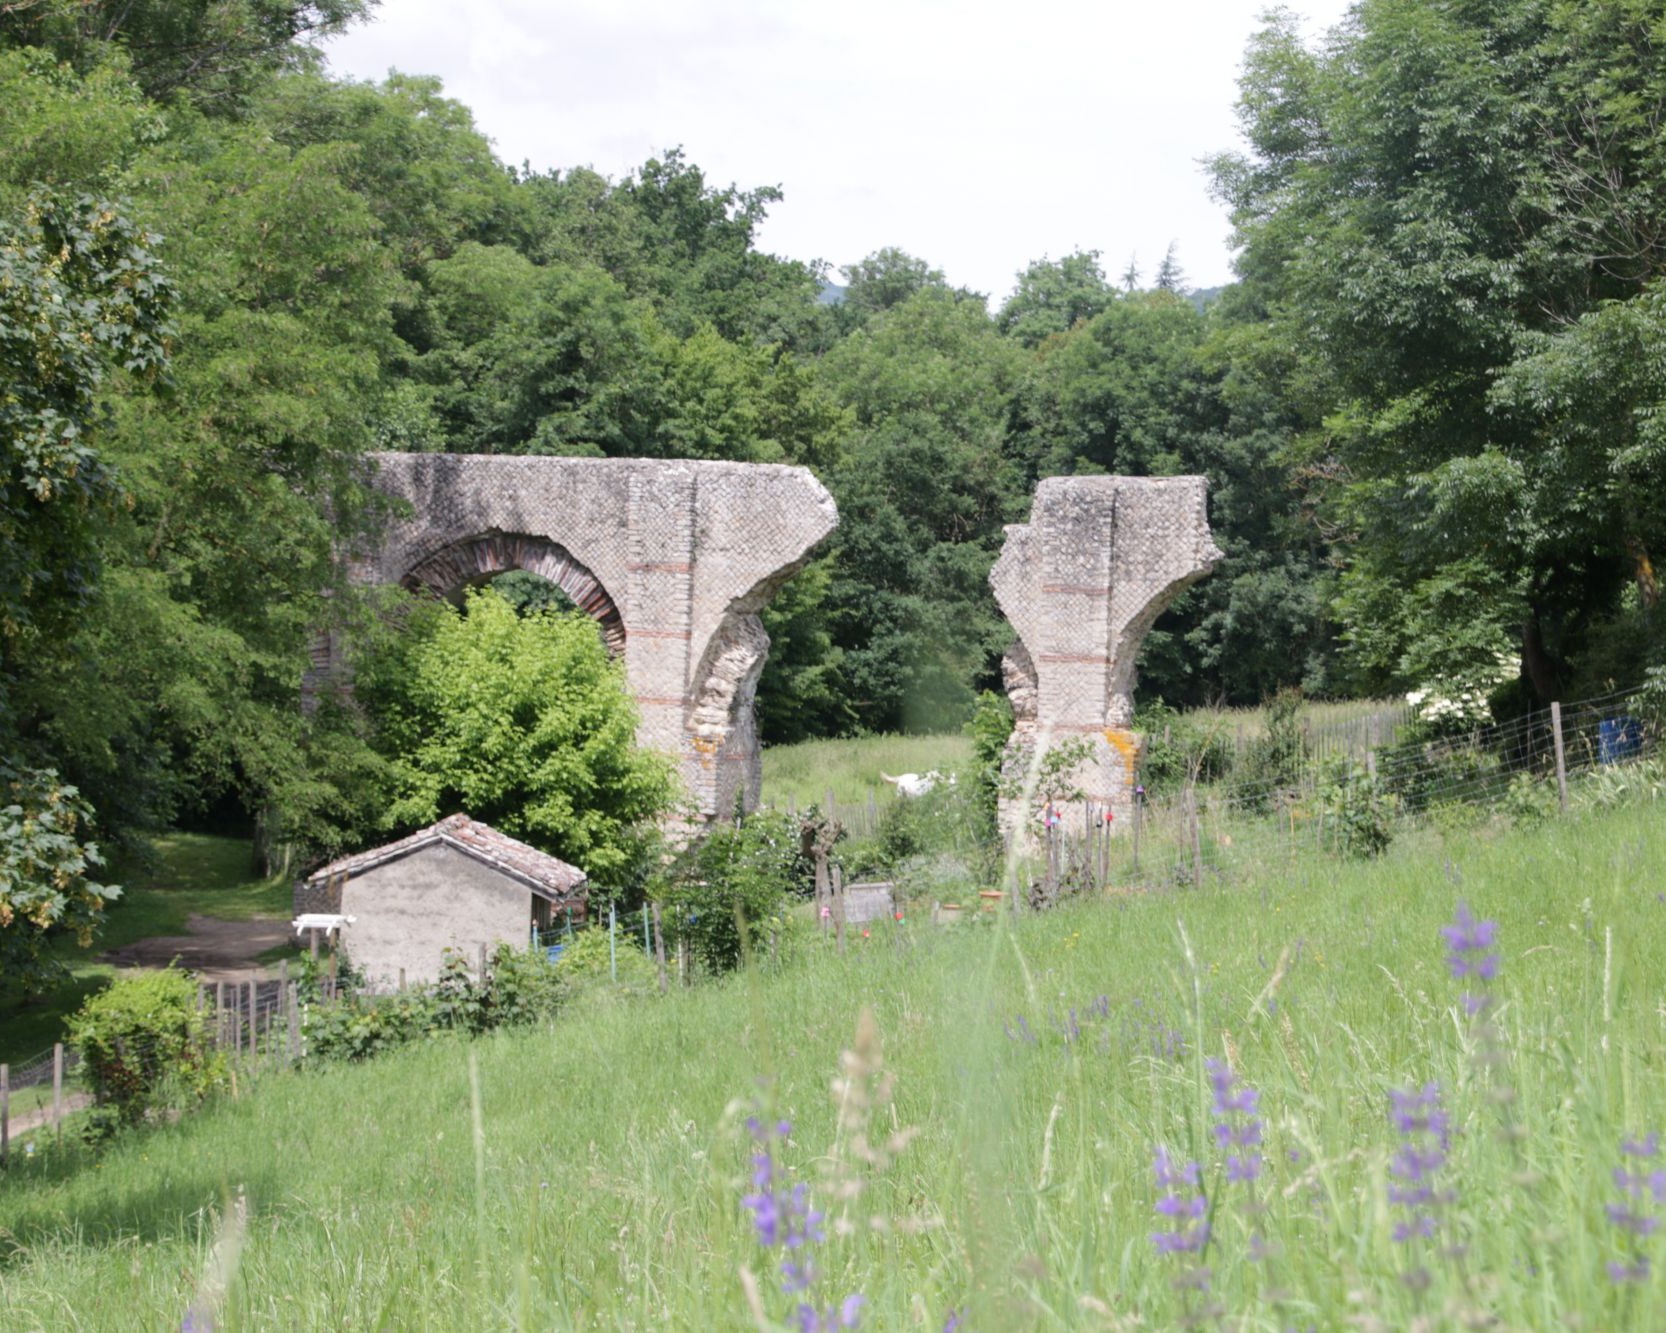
[1009,686,1658,904]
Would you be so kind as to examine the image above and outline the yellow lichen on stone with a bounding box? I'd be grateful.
[1102,728,1140,783]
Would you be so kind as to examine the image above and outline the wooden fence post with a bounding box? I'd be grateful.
[247,980,257,1056]
[1551,701,1569,813]
[52,1043,63,1144]
[287,982,301,1063]
[1,1064,8,1167]
[833,863,846,955]
[652,901,667,995]
[1187,785,1204,888]
[1132,789,1142,876]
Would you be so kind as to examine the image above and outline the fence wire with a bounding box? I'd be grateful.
[1023,686,1658,900]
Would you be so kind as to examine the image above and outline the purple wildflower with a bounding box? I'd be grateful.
[795,1295,866,1331]
[1387,1084,1452,1264]
[1208,1059,1265,1187]
[1151,1147,1210,1256]
[742,1108,859,1326]
[1208,1058,1269,1267]
[942,1310,963,1332]
[1608,1131,1666,1283]
[1441,902,1500,1015]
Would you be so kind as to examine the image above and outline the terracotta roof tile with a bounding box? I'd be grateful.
[304,814,587,903]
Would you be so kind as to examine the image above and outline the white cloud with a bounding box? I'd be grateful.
[324,0,1352,300]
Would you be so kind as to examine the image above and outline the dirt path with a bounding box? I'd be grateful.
[100,913,294,982]
[1,916,297,1143]
[8,1092,92,1139]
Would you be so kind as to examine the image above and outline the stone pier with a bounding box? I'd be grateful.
[990,475,1222,842]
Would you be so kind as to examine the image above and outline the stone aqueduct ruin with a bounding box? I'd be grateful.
[318,454,1220,837]
[992,475,1222,840]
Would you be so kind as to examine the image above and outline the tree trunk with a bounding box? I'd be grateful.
[1522,607,1560,704]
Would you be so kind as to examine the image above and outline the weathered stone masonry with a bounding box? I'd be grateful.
[991,475,1223,841]
[316,453,838,826]
[314,455,1215,851]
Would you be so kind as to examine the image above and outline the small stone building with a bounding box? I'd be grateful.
[295,814,587,988]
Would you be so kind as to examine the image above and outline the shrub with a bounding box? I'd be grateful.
[1502,772,1558,829]
[557,925,659,996]
[1382,736,1503,813]
[1133,702,1232,795]
[303,990,441,1062]
[1321,765,1397,858]
[1233,688,1309,809]
[660,812,802,974]
[872,780,987,869]
[69,968,225,1126]
[489,941,567,1024]
[303,944,564,1062]
[966,689,1013,835]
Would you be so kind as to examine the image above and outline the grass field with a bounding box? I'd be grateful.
[761,732,974,808]
[0,836,293,1065]
[3,798,1663,1329]
[754,698,1406,812]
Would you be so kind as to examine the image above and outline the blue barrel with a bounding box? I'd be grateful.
[545,943,565,964]
[1599,716,1644,764]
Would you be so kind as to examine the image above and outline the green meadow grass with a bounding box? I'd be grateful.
[760,733,974,809]
[3,802,1664,1329]
[0,835,293,1064]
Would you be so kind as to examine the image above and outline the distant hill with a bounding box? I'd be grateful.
[816,281,847,306]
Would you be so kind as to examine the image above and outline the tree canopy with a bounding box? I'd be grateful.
[7,0,1665,983]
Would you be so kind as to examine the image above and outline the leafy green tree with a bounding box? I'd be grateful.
[7,81,398,834]
[256,72,523,274]
[520,148,823,347]
[1,0,373,105]
[0,190,171,661]
[361,590,674,885]
[755,556,853,743]
[818,289,1025,731]
[0,763,119,995]
[997,250,1115,346]
[0,47,160,208]
[1213,0,1666,699]
[840,247,950,319]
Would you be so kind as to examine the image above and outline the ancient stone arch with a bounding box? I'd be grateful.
[990,475,1223,842]
[320,452,837,826]
[401,532,627,652]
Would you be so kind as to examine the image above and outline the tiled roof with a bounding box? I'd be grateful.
[304,814,587,902]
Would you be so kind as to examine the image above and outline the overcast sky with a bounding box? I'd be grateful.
[323,0,1354,303]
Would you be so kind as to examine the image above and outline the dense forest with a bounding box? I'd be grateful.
[4,0,1665,934]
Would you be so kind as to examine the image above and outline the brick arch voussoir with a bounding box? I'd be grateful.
[399,532,626,655]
